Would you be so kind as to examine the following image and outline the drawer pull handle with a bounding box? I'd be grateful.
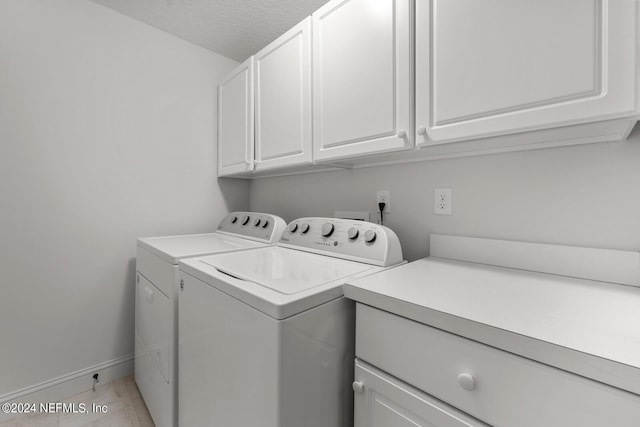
[417,126,427,136]
[396,130,407,139]
[352,381,365,394]
[457,373,476,391]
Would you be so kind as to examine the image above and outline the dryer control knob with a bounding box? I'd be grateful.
[321,223,334,237]
[230,216,238,224]
[262,220,269,228]
[348,228,359,240]
[253,218,262,227]
[288,223,298,233]
[241,215,250,225]
[364,230,377,243]
[301,223,310,234]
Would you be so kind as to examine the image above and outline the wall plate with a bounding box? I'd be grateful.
[434,188,452,215]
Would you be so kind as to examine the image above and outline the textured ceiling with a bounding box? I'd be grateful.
[90,0,330,61]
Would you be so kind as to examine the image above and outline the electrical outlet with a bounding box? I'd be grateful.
[377,190,390,213]
[434,188,452,215]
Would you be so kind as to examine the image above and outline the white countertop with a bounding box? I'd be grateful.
[344,257,640,395]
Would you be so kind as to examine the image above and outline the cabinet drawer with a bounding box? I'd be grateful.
[354,359,486,427]
[136,274,171,382]
[356,304,640,427]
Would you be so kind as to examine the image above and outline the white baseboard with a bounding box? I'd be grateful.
[0,354,134,422]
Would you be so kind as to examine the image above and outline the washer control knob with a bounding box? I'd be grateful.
[253,218,262,227]
[262,219,269,228]
[348,228,359,240]
[288,223,298,233]
[364,230,377,243]
[352,381,365,394]
[321,223,334,237]
[457,373,476,391]
[301,223,310,234]
[241,215,250,225]
[230,216,238,224]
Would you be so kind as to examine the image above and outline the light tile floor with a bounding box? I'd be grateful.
[0,376,154,427]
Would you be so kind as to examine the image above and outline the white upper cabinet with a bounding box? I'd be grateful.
[312,0,413,162]
[216,0,638,177]
[218,57,254,177]
[254,18,312,172]
[416,0,640,146]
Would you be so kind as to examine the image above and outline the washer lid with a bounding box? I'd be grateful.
[201,246,376,295]
[137,233,267,264]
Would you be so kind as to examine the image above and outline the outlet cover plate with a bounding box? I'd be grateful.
[377,190,391,213]
[434,188,452,215]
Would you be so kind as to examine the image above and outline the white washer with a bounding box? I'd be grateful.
[134,212,286,427]
[178,217,404,427]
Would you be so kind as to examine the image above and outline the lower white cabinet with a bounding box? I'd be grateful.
[354,360,486,427]
[355,303,640,427]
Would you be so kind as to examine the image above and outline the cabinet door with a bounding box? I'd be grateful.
[416,0,639,146]
[312,0,413,162]
[255,18,312,171]
[354,360,486,427]
[218,57,254,176]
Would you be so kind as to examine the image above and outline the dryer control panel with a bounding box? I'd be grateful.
[217,212,287,243]
[279,218,404,266]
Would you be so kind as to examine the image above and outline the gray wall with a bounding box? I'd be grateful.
[251,127,640,261]
[0,0,248,396]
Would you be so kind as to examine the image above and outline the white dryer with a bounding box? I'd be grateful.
[134,212,286,427]
[178,217,404,427]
